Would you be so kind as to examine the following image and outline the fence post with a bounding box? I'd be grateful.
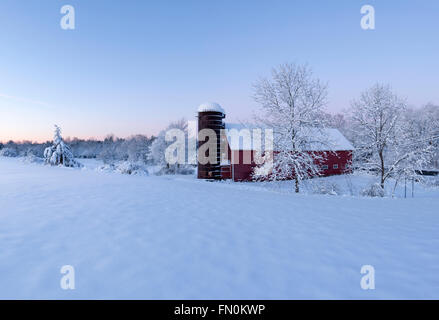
[412,177,414,198]
[404,177,407,198]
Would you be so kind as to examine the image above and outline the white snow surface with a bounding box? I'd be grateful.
[0,157,438,299]
[197,102,225,114]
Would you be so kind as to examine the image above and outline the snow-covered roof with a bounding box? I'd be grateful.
[318,128,354,151]
[224,123,354,151]
[198,102,225,114]
[225,123,261,151]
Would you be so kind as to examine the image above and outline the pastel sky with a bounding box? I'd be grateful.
[0,0,438,142]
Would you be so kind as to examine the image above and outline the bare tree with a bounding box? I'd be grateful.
[253,63,328,193]
[349,84,434,190]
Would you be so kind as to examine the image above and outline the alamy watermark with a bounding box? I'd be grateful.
[360,265,375,290]
[58,4,374,31]
[60,265,75,290]
[361,5,375,30]
[60,5,75,30]
[163,121,274,167]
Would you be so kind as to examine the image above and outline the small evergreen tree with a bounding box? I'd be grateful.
[44,125,82,167]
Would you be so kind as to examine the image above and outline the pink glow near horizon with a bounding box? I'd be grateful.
[0,125,162,144]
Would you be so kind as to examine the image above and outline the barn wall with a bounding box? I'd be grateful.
[223,150,353,181]
[220,165,231,179]
[317,150,353,177]
[229,150,256,181]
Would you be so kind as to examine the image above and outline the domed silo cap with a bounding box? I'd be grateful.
[198,102,225,114]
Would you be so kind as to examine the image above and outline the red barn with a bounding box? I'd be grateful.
[197,103,354,181]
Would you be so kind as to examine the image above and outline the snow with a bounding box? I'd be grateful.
[316,128,354,151]
[224,124,353,151]
[225,123,259,151]
[0,156,438,299]
[197,102,225,114]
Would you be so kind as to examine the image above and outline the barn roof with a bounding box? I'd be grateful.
[224,123,354,151]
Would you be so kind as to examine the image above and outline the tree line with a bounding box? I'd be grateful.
[0,133,156,164]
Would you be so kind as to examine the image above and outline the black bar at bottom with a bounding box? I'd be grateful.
[0,300,437,318]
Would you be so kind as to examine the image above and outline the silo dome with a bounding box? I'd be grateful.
[197,102,225,114]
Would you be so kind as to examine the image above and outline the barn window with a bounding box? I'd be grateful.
[322,165,329,170]
[333,164,339,169]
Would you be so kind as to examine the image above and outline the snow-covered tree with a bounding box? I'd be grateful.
[409,103,439,170]
[349,84,434,191]
[44,125,81,167]
[149,119,194,174]
[124,135,151,163]
[98,134,121,163]
[150,130,167,168]
[321,112,351,137]
[253,63,329,193]
[391,104,439,188]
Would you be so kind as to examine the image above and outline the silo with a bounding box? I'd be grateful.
[197,102,225,179]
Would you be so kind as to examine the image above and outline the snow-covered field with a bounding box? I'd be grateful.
[0,157,438,299]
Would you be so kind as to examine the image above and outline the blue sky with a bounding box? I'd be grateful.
[0,0,438,142]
